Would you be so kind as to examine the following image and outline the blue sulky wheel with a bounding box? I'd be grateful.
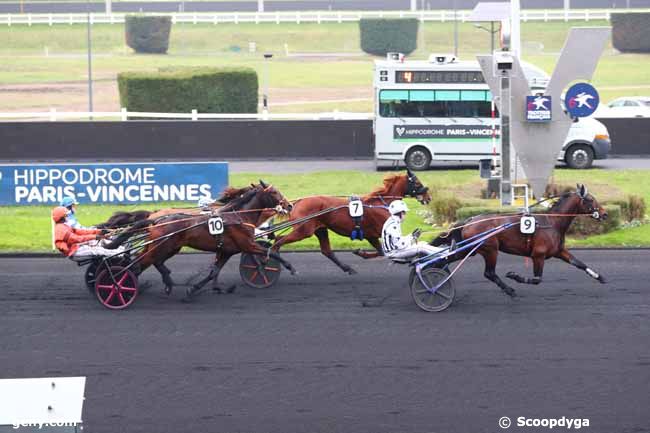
[408,267,455,312]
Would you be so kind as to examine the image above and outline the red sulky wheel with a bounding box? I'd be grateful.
[94,266,139,310]
[239,253,282,289]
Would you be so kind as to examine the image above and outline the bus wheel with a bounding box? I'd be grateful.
[405,147,431,171]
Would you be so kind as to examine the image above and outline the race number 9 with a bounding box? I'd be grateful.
[520,216,536,234]
[208,217,224,235]
[348,199,364,218]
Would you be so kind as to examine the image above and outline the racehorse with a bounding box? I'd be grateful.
[431,184,608,297]
[96,186,254,229]
[271,169,432,274]
[105,182,292,299]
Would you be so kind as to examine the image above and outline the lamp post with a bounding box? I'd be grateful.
[86,0,94,119]
[262,53,273,114]
[453,0,458,57]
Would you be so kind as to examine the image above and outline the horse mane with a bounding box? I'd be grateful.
[216,185,253,204]
[219,186,260,212]
[548,192,576,212]
[364,174,404,198]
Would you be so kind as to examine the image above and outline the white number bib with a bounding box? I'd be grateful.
[348,199,363,218]
[520,216,536,234]
[207,217,224,235]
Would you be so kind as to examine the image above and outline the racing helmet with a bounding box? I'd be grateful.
[388,200,409,215]
[198,197,215,208]
[60,196,78,208]
[52,206,69,223]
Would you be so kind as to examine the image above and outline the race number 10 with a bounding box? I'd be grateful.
[520,216,536,234]
[348,199,363,218]
[208,217,224,235]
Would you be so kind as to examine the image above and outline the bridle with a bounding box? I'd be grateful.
[406,174,429,197]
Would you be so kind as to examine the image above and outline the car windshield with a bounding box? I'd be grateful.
[643,101,650,107]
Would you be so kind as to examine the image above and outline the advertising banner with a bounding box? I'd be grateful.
[0,162,228,205]
[393,124,498,140]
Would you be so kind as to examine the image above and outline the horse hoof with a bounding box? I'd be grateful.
[505,271,516,279]
[352,249,362,257]
[164,286,173,296]
[598,276,607,284]
[226,284,237,294]
[346,268,358,275]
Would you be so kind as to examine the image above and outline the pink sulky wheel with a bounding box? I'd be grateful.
[94,266,139,310]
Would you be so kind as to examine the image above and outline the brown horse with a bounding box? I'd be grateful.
[106,182,292,299]
[271,169,432,274]
[97,186,255,229]
[431,184,608,297]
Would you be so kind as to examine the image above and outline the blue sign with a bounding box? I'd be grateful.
[0,162,228,205]
[565,82,599,118]
[526,95,552,122]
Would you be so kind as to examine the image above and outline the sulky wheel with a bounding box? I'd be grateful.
[94,266,139,310]
[239,252,282,289]
[409,267,455,312]
[84,261,99,292]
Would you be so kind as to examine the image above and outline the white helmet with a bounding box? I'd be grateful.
[197,197,215,208]
[388,200,409,215]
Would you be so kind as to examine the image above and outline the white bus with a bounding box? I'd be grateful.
[373,54,611,170]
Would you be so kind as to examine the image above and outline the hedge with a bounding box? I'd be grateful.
[125,15,172,54]
[454,204,621,237]
[611,13,650,53]
[118,67,258,114]
[359,18,419,56]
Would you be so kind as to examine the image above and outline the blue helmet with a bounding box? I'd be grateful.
[60,196,78,208]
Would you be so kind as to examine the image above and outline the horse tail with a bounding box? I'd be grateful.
[96,210,152,229]
[430,221,464,247]
[102,219,154,250]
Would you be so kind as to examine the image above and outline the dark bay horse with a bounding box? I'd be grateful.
[431,184,608,297]
[271,169,432,274]
[106,182,292,299]
[97,186,255,229]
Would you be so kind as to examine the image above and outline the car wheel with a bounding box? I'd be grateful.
[405,147,431,171]
[565,144,594,169]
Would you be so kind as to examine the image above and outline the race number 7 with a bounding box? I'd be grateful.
[348,199,363,218]
[520,216,535,234]
[208,217,224,235]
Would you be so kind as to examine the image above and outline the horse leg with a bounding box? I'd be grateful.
[314,227,357,275]
[506,255,544,285]
[242,235,297,275]
[154,261,176,295]
[480,248,517,297]
[353,237,384,260]
[556,249,606,284]
[184,253,234,301]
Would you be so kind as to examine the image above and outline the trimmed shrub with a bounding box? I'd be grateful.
[568,204,621,236]
[118,67,258,114]
[611,13,650,53]
[125,15,172,54]
[455,204,620,236]
[455,206,519,221]
[428,196,463,225]
[610,195,646,222]
[359,18,418,56]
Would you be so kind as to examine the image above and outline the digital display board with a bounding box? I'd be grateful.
[395,71,485,84]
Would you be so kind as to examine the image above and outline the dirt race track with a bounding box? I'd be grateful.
[0,251,649,433]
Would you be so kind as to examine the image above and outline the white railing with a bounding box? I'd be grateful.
[0,109,375,121]
[0,9,634,26]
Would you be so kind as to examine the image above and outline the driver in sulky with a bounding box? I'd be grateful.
[381,200,445,261]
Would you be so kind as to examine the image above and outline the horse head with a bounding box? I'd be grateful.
[404,169,431,204]
[256,182,293,215]
[576,184,607,220]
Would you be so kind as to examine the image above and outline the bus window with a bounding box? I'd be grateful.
[379,89,495,118]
